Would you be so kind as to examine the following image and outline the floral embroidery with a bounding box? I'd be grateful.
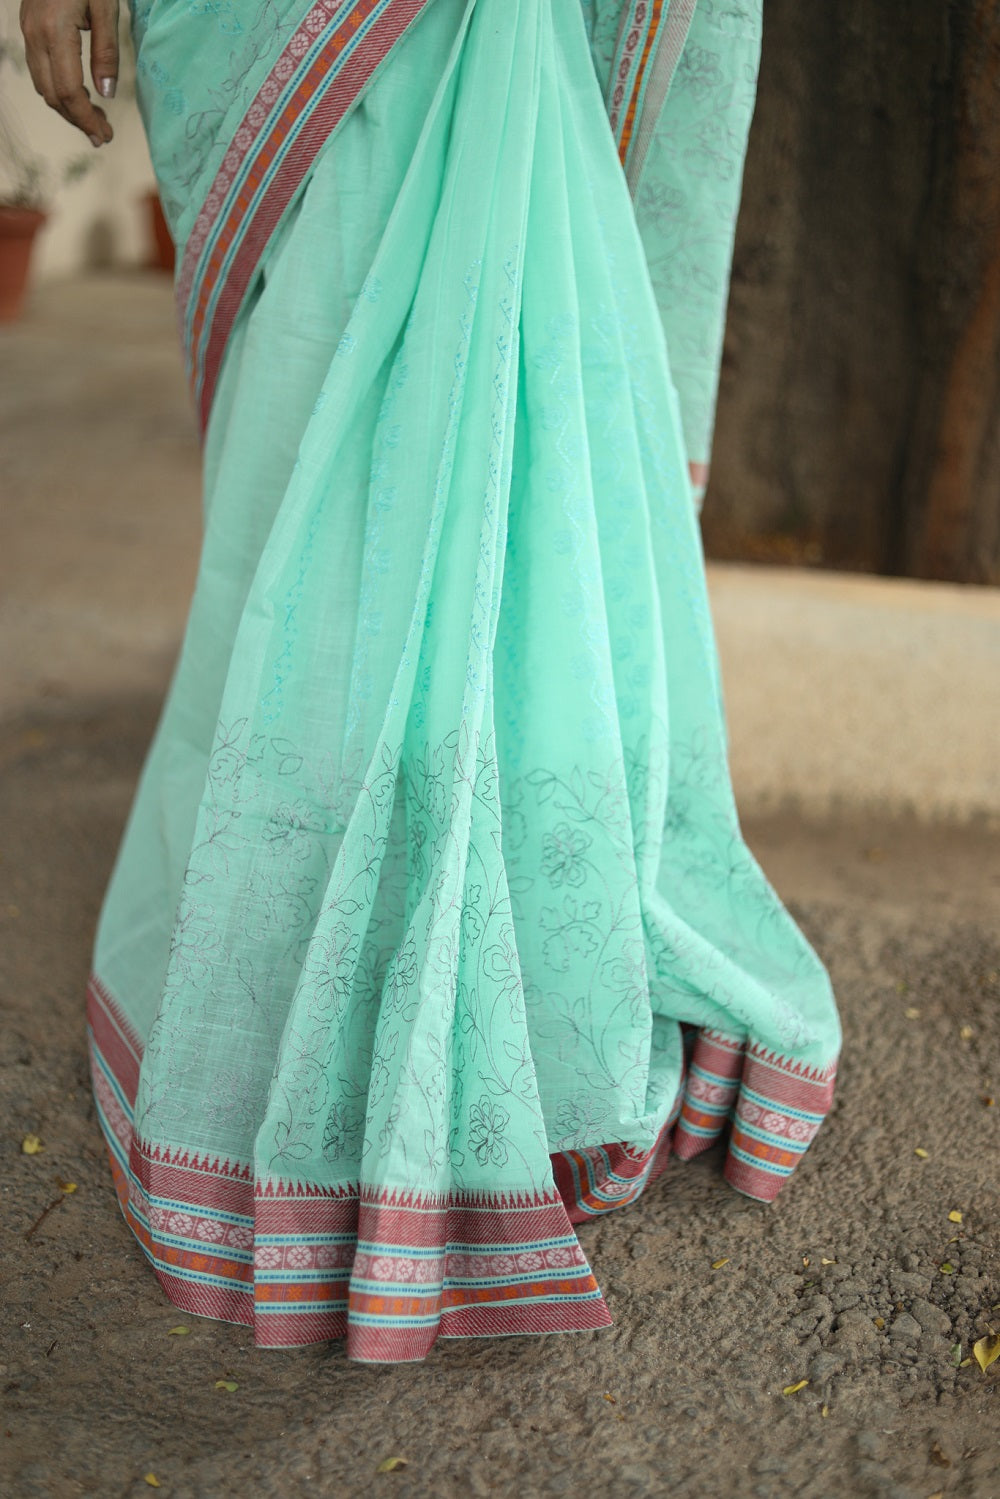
[321,1102,363,1162]
[468,1098,511,1168]
[541,822,593,888]
[262,800,326,861]
[303,923,361,1016]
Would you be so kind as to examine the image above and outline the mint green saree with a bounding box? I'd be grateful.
[88,0,840,1362]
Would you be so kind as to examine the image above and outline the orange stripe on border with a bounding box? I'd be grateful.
[729,1128,799,1170]
[617,0,665,166]
[186,0,387,368]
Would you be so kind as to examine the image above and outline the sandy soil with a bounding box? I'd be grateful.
[1,696,997,1499]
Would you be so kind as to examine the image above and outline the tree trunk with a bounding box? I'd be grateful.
[703,0,1000,585]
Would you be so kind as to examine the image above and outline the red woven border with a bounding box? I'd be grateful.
[179,0,431,432]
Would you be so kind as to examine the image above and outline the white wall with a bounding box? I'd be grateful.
[1,0,158,280]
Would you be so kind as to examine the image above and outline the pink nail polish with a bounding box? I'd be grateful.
[98,76,117,99]
[89,134,102,148]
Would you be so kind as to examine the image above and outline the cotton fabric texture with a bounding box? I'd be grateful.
[88,0,841,1362]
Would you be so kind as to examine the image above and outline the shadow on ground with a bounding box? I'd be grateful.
[0,700,998,1498]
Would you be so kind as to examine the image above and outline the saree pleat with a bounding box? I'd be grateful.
[89,0,840,1360]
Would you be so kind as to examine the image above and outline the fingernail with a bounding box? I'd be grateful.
[89,134,103,148]
[98,76,116,99]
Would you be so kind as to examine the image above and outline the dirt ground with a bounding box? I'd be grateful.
[1,274,998,1496]
[1,697,998,1498]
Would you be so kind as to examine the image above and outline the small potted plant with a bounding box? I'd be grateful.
[0,35,93,321]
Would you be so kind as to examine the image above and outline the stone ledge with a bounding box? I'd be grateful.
[709,563,1000,824]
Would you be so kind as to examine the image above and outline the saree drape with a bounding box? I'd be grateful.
[89,0,841,1362]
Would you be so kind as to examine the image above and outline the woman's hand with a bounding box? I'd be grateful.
[19,0,120,148]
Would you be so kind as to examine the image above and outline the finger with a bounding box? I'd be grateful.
[23,20,104,147]
[21,24,56,104]
[20,9,59,102]
[19,32,82,137]
[46,18,113,143]
[88,0,120,100]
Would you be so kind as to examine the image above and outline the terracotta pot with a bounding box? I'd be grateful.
[146,190,175,273]
[0,206,47,323]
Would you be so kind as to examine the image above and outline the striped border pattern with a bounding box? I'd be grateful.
[88,976,610,1358]
[551,1085,682,1221]
[89,978,836,1351]
[606,0,666,168]
[620,0,696,193]
[673,1029,837,1202]
[177,0,432,433]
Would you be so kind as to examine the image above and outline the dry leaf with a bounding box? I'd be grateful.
[21,1135,43,1155]
[929,1443,951,1468]
[973,1334,1000,1373]
[711,1258,730,1270]
[214,1379,238,1392]
[376,1457,409,1473]
[782,1380,809,1396]
[980,1095,995,1108]
[927,1492,944,1499]
[947,1210,963,1224]
[821,1257,836,1266]
[802,1257,811,1268]
[904,1007,920,1020]
[167,1326,190,1336]
[603,1393,617,1404]
[144,1477,161,1489]
[959,1025,974,1040]
[874,1317,885,1330]
[914,1148,929,1159]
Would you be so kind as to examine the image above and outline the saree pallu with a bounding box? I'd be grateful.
[89,0,841,1362]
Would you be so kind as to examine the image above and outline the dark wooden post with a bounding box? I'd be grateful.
[703,0,1000,585]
